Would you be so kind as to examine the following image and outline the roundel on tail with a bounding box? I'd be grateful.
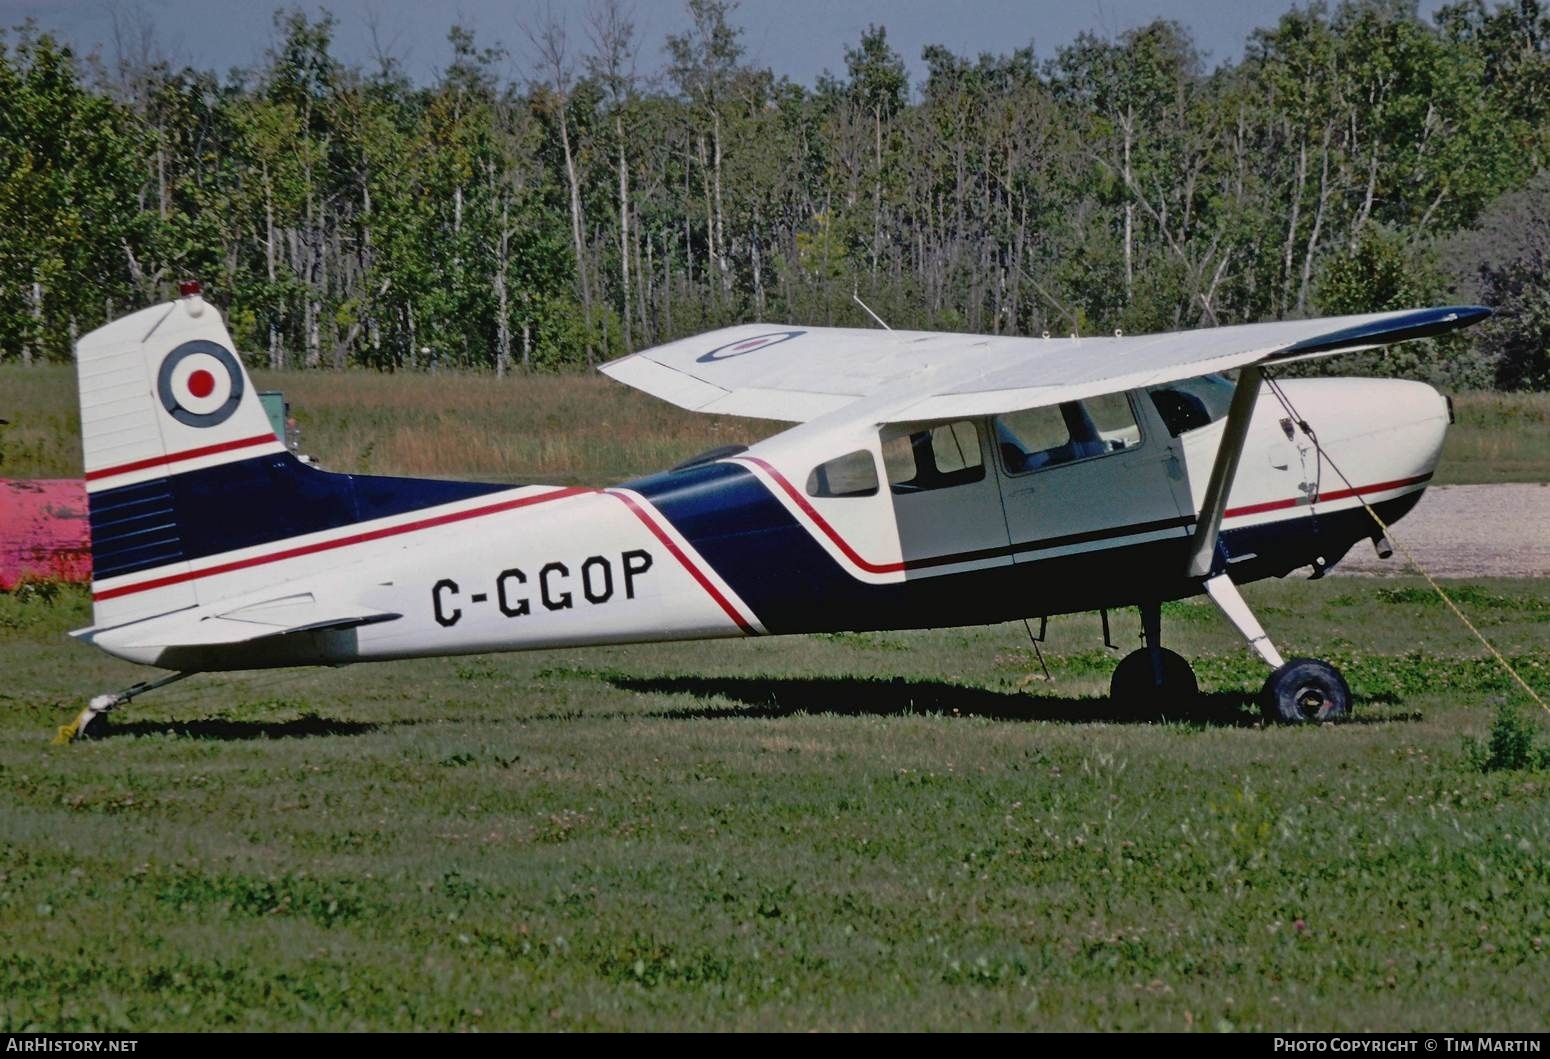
[157,340,244,427]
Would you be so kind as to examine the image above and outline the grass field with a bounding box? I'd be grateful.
[3,361,1548,1030]
[2,363,1548,485]
[2,576,1549,1031]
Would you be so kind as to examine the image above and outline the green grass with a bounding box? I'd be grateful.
[2,576,1549,1031]
[3,363,1547,485]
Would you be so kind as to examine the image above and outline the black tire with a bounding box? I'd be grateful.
[1258,658,1352,724]
[1109,647,1199,718]
[78,711,109,740]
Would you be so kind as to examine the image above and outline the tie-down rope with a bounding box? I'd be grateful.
[1261,370,1548,716]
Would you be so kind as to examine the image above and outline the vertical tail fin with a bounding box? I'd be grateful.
[76,290,512,632]
[77,290,287,627]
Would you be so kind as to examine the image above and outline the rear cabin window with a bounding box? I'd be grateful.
[995,394,1141,474]
[1147,373,1236,436]
[806,449,880,498]
[882,421,985,493]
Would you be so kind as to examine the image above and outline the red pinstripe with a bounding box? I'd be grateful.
[85,433,280,483]
[1221,473,1432,518]
[736,455,906,574]
[605,490,757,635]
[735,454,1430,572]
[89,456,1433,609]
[92,485,762,639]
[93,487,592,601]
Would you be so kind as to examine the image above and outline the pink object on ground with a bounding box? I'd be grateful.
[0,479,91,588]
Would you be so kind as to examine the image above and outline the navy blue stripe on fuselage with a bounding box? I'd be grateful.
[87,479,184,579]
[88,452,511,580]
[625,461,1425,635]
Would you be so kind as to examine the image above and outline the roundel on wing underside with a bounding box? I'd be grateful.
[696,330,807,363]
[157,339,245,427]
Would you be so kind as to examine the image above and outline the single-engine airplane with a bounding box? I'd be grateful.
[58,283,1489,738]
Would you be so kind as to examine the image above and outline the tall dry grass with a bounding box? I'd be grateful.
[256,371,773,484]
[0,364,773,484]
[0,364,80,478]
[1435,391,1550,484]
[3,362,1546,485]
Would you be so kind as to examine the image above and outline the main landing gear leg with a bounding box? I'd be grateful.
[1109,600,1199,718]
[53,672,194,744]
[1203,574,1351,723]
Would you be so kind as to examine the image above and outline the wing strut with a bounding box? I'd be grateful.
[1184,365,1262,578]
[1184,365,1291,670]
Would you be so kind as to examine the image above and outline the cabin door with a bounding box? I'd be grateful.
[991,391,1192,566]
[880,419,1013,574]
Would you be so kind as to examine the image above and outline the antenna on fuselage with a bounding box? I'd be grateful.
[852,291,892,331]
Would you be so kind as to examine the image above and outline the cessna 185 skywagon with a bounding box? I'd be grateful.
[59,283,1489,738]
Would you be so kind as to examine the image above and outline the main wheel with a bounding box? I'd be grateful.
[1110,647,1199,719]
[1258,658,1351,724]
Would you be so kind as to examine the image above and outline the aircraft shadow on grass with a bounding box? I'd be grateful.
[82,679,1415,740]
[99,714,379,741]
[609,674,1250,726]
[606,674,1417,727]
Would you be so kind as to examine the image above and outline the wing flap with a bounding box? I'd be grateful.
[600,352,733,413]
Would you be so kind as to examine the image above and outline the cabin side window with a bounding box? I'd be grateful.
[881,420,985,494]
[805,449,880,498]
[1147,373,1236,436]
[994,394,1142,475]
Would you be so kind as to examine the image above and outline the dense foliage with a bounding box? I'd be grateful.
[1,0,1547,385]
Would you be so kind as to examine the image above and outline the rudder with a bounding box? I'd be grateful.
[77,289,286,627]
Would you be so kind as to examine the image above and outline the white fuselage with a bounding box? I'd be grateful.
[85,376,1449,671]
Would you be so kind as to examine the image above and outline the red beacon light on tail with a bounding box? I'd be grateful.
[178,280,205,316]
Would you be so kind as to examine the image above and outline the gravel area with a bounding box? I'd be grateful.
[1333,483,1550,578]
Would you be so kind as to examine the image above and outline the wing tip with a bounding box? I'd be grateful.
[1277,304,1493,358]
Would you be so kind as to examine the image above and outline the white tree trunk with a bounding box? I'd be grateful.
[712,111,729,291]
[1282,135,1307,315]
[559,103,593,363]
[496,194,511,377]
[617,123,631,351]
[23,278,41,366]
[266,174,282,370]
[1122,109,1134,302]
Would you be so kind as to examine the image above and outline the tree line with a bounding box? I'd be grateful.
[1,0,1548,387]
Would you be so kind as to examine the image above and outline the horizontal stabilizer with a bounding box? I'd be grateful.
[112,593,400,649]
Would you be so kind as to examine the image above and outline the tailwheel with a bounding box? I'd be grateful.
[53,673,193,744]
[1258,658,1351,724]
[76,709,110,740]
[1109,647,1199,719]
[54,693,119,744]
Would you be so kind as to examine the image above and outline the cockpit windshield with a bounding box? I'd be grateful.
[1147,373,1236,436]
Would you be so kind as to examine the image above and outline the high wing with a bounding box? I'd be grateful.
[600,306,1491,423]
